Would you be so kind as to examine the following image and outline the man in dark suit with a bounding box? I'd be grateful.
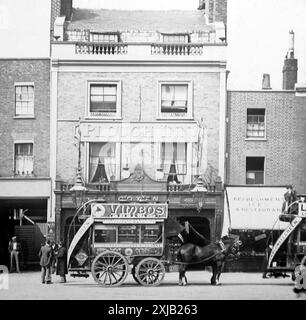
[8,236,21,273]
[39,240,53,284]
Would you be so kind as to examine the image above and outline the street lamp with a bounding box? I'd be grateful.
[191,175,207,212]
[70,168,88,209]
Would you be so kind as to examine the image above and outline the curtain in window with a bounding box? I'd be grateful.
[161,85,174,107]
[161,85,188,112]
[175,143,186,175]
[161,142,173,174]
[173,85,187,108]
[89,143,116,182]
[15,144,33,175]
[125,143,155,178]
[161,142,187,183]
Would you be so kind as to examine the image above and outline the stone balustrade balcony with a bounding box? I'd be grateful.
[52,41,226,63]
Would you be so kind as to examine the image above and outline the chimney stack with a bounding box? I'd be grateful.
[199,0,227,24]
[51,0,73,31]
[283,30,298,90]
[198,0,205,10]
[262,74,272,90]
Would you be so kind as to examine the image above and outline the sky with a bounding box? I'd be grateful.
[0,0,306,90]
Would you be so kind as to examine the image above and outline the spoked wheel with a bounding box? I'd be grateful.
[91,251,129,287]
[135,258,165,286]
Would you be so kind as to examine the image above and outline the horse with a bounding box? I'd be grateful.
[164,217,210,246]
[177,235,242,286]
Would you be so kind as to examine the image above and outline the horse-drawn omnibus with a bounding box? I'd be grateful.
[264,195,306,280]
[67,200,241,287]
[67,201,170,286]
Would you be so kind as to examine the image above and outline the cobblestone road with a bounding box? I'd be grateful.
[0,271,304,300]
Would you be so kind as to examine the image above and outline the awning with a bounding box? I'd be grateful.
[224,186,288,230]
[0,178,51,198]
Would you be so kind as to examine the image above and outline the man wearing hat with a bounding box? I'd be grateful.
[8,236,21,273]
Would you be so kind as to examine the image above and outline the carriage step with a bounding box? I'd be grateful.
[70,273,90,278]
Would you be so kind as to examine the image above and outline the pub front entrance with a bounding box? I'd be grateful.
[55,167,224,257]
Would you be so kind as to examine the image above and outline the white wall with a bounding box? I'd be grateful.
[0,0,50,58]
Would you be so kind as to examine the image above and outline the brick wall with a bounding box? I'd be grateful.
[282,58,298,90]
[214,0,227,24]
[56,71,222,182]
[205,0,227,24]
[51,0,61,31]
[51,0,73,30]
[292,95,306,193]
[226,91,296,187]
[0,59,50,177]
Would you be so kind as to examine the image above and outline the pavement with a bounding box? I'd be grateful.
[0,270,304,300]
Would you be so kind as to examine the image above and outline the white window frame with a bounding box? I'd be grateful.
[162,34,189,43]
[157,81,193,120]
[246,108,266,140]
[86,80,122,119]
[90,33,119,43]
[14,82,35,117]
[66,29,89,42]
[13,140,34,176]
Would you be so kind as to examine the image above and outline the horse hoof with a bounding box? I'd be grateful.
[211,282,221,286]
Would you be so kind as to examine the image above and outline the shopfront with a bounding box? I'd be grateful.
[55,165,224,257]
[224,186,288,271]
[0,178,52,267]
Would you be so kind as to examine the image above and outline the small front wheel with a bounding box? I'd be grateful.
[135,258,165,286]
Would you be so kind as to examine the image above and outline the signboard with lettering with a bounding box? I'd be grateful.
[268,216,302,267]
[79,122,198,143]
[226,187,288,230]
[299,203,306,217]
[91,203,168,220]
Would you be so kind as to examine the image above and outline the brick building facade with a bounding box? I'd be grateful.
[225,32,306,271]
[50,0,228,248]
[0,59,51,266]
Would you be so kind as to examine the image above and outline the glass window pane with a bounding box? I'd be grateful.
[103,96,116,102]
[141,224,162,243]
[118,225,139,243]
[94,226,117,243]
[175,85,188,100]
[103,86,116,95]
[91,86,103,95]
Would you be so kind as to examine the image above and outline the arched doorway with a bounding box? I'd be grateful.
[177,216,211,241]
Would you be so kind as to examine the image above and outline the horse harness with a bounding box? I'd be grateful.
[171,240,228,266]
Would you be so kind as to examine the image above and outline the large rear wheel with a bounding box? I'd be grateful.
[91,251,129,287]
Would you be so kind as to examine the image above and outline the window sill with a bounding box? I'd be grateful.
[156,117,194,121]
[13,115,35,119]
[14,175,35,178]
[85,116,122,121]
[245,138,267,141]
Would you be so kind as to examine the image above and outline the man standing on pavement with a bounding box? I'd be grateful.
[39,240,53,284]
[8,236,21,273]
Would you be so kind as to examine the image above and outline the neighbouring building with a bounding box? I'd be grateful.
[225,31,306,271]
[0,59,51,267]
[50,0,228,250]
